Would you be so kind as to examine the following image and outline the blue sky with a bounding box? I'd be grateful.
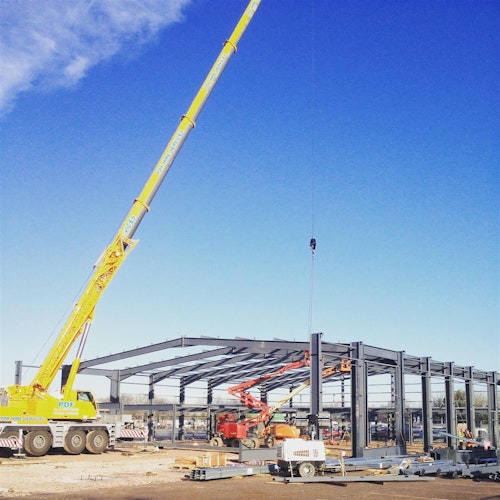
[1,0,498,395]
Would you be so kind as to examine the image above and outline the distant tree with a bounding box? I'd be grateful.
[454,390,466,408]
[474,394,487,407]
[432,394,446,409]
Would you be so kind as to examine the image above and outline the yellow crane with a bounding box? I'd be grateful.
[0,0,261,457]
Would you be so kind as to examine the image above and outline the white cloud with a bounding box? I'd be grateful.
[0,0,191,116]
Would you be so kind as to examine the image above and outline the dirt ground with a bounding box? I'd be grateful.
[1,443,499,500]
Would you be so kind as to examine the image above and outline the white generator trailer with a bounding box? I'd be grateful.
[277,438,326,477]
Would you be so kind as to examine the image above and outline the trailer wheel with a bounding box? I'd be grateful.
[298,461,316,478]
[63,430,86,455]
[86,430,108,454]
[24,430,52,457]
[251,437,260,449]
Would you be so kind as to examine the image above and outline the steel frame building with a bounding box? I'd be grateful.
[56,334,499,456]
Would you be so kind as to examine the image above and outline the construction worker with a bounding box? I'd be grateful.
[457,427,465,449]
[147,414,156,441]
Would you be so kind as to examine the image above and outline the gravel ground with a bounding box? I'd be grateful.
[1,444,499,499]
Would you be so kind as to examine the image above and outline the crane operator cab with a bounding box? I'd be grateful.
[77,390,96,407]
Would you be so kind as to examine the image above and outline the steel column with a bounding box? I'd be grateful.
[178,377,186,440]
[309,332,323,439]
[394,351,406,449]
[148,374,155,403]
[351,341,368,457]
[465,366,475,436]
[109,371,121,403]
[487,371,498,448]
[207,379,214,405]
[445,362,456,449]
[421,357,433,453]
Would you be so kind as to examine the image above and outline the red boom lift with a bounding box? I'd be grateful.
[209,353,351,448]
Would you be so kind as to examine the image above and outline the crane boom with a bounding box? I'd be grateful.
[5,0,261,412]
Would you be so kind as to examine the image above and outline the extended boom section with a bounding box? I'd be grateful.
[0,0,261,454]
[27,0,261,402]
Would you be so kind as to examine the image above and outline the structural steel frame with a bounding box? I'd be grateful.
[53,335,499,456]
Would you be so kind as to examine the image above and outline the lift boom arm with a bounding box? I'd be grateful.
[227,353,311,412]
[230,358,351,431]
[27,0,262,396]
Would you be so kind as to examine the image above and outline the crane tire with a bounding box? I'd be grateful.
[24,430,52,457]
[85,429,108,454]
[63,430,86,455]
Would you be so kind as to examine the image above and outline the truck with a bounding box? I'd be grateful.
[277,438,326,478]
[209,356,351,448]
[0,0,261,457]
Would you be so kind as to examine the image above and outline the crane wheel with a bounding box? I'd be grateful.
[24,430,52,457]
[85,429,108,454]
[298,461,316,478]
[63,430,86,455]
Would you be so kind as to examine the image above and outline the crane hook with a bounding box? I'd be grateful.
[310,237,316,252]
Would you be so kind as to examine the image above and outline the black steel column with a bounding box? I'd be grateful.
[207,379,213,405]
[148,374,155,403]
[341,377,345,407]
[110,371,121,403]
[171,404,177,444]
[207,379,214,442]
[465,366,475,436]
[421,357,433,453]
[351,341,367,457]
[394,351,406,450]
[487,371,498,449]
[445,362,456,449]
[178,377,186,440]
[309,332,323,439]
